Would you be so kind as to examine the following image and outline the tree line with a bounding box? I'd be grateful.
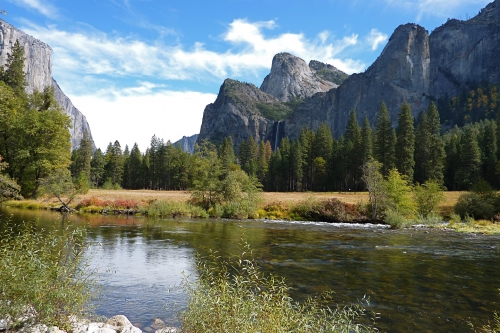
[71,100,500,193]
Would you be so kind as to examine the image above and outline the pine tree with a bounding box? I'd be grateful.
[479,119,498,187]
[414,111,430,184]
[0,40,27,99]
[395,102,415,182]
[375,102,396,177]
[299,127,315,191]
[426,102,445,184]
[455,126,482,189]
[128,143,143,189]
[344,110,363,190]
[104,141,124,186]
[361,116,373,163]
[219,137,236,178]
[122,145,131,189]
[90,148,105,188]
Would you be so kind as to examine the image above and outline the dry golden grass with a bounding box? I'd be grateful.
[4,189,463,214]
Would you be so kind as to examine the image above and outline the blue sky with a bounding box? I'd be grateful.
[1,0,491,151]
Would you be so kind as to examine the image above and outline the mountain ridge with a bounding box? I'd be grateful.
[197,0,500,149]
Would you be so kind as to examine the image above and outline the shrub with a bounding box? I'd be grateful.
[454,193,496,220]
[0,221,96,331]
[263,201,290,219]
[290,198,364,222]
[413,180,445,218]
[384,209,411,229]
[180,242,378,333]
[384,169,415,218]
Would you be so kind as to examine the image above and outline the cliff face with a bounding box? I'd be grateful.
[198,79,275,148]
[260,53,337,102]
[429,1,500,98]
[198,0,500,148]
[0,19,94,149]
[174,134,199,154]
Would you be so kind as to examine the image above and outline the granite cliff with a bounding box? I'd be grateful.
[0,19,94,149]
[198,0,500,149]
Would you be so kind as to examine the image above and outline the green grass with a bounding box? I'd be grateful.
[0,220,96,331]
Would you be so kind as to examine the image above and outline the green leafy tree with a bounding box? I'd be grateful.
[191,140,221,209]
[413,180,445,218]
[362,159,385,220]
[0,157,21,203]
[395,102,415,181]
[384,168,415,217]
[375,101,396,176]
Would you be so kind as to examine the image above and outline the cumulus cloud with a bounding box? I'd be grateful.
[366,29,388,51]
[7,0,58,18]
[69,82,217,150]
[21,18,375,84]
[384,0,490,21]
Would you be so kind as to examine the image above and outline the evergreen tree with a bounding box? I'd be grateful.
[299,127,315,191]
[128,143,143,189]
[312,123,333,190]
[121,145,131,189]
[414,111,429,184]
[219,137,236,178]
[426,102,446,184]
[480,119,498,187]
[104,141,124,186]
[455,126,482,189]
[344,110,363,190]
[395,102,415,182]
[361,116,373,163]
[257,141,272,185]
[72,130,92,181]
[0,40,27,99]
[90,148,105,188]
[374,101,396,177]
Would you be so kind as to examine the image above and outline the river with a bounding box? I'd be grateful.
[1,207,499,333]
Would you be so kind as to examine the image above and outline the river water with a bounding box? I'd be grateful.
[1,207,499,332]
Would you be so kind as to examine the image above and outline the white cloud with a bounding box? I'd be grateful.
[21,18,371,84]
[69,83,216,151]
[366,29,388,51]
[7,0,57,18]
[384,0,490,21]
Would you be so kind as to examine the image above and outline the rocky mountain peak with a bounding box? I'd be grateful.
[260,52,336,102]
[309,60,349,85]
[471,0,500,23]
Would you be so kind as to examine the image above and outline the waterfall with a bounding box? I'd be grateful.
[274,121,280,152]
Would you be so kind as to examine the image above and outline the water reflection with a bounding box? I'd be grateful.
[1,208,499,333]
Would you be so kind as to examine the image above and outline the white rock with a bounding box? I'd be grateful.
[106,316,132,328]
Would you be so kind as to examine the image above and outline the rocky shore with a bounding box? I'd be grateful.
[0,315,179,333]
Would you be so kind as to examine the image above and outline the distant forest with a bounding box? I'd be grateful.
[75,94,500,193]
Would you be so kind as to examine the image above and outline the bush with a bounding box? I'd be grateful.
[180,242,378,333]
[0,221,96,331]
[413,180,445,218]
[290,198,365,222]
[454,193,496,220]
[384,209,411,229]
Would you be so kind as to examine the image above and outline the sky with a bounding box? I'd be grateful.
[1,0,492,151]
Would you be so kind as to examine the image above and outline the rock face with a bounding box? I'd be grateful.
[429,1,500,98]
[0,19,94,149]
[198,0,500,148]
[198,79,276,148]
[260,53,337,102]
[309,60,349,86]
[174,134,199,154]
